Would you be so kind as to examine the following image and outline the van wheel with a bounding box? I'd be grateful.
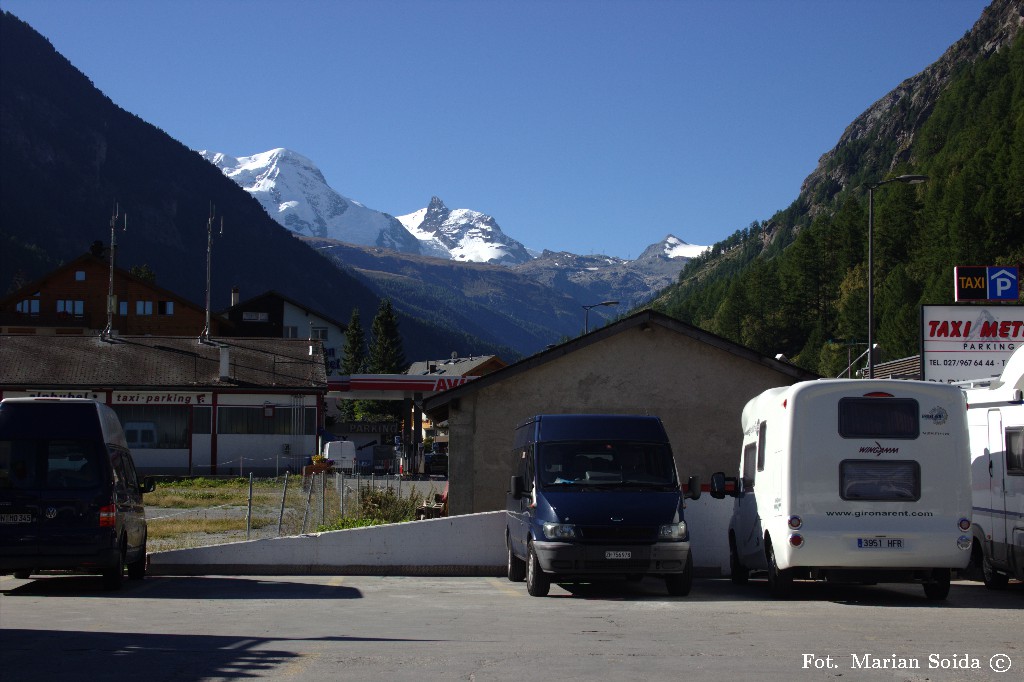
[729,535,748,585]
[507,538,526,582]
[102,540,126,590]
[665,553,693,596]
[982,554,1009,590]
[766,540,793,597]
[526,542,550,597]
[13,570,31,580]
[923,569,951,600]
[127,541,147,580]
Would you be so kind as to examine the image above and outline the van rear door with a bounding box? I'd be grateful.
[36,439,110,561]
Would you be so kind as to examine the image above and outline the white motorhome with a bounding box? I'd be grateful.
[711,379,972,600]
[962,346,1024,588]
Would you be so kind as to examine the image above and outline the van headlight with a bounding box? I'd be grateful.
[542,523,577,540]
[659,522,687,540]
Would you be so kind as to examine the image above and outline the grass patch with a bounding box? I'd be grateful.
[148,516,275,539]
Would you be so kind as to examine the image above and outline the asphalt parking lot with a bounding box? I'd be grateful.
[1,574,1020,681]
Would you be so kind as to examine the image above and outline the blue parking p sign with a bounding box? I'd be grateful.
[989,267,1019,300]
[955,266,1019,302]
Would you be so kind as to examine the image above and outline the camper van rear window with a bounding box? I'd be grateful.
[838,398,919,439]
[840,460,920,501]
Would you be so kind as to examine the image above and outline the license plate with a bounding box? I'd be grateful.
[605,550,631,559]
[857,537,904,549]
[0,514,33,524]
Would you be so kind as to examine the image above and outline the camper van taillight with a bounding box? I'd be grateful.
[789,534,804,548]
[788,515,802,530]
[862,392,895,398]
[958,517,971,532]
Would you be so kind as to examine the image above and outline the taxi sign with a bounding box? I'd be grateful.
[954,266,1018,302]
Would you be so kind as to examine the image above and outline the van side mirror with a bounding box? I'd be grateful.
[509,475,525,500]
[140,477,156,494]
[685,475,701,500]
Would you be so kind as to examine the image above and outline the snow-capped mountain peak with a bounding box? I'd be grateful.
[397,196,532,265]
[199,148,419,253]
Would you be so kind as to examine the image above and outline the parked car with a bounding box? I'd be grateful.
[0,397,155,589]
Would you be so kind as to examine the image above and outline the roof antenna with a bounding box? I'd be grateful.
[101,202,126,341]
[199,202,223,345]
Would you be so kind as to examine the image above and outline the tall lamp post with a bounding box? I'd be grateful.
[866,174,927,378]
[582,300,619,334]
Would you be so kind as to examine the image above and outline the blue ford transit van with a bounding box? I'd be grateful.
[506,414,700,597]
[0,398,154,589]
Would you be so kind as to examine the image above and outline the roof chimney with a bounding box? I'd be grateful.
[231,286,239,307]
[219,347,231,380]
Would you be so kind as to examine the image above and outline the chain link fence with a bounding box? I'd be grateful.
[146,474,445,552]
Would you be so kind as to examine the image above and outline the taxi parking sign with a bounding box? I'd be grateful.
[954,266,1019,302]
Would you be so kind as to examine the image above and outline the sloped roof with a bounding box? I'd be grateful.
[0,335,326,390]
[222,290,347,331]
[407,355,506,377]
[872,355,923,380]
[422,309,819,419]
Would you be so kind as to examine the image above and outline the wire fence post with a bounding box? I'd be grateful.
[340,471,346,517]
[278,471,290,536]
[246,472,254,540]
[301,472,314,533]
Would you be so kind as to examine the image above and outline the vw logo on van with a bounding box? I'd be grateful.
[45,507,57,519]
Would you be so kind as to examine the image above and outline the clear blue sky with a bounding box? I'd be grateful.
[3,0,991,259]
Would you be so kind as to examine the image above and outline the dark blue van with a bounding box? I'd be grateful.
[0,398,154,589]
[506,414,700,597]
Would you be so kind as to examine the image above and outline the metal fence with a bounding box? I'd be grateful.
[146,473,445,552]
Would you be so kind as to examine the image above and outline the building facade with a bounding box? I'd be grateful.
[0,252,228,337]
[0,335,327,475]
[423,310,819,515]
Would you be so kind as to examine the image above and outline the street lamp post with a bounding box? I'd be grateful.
[582,300,619,334]
[866,174,927,378]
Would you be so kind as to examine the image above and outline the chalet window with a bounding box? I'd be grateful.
[283,326,298,338]
[136,301,153,316]
[158,301,174,315]
[16,298,40,316]
[75,271,86,281]
[311,327,328,340]
[56,300,84,317]
[119,301,128,316]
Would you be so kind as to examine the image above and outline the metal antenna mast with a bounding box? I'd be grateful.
[101,203,126,341]
[199,204,223,344]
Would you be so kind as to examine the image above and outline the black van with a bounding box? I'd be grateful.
[0,398,154,589]
[506,414,700,597]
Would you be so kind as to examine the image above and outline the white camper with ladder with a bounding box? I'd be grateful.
[711,379,973,600]
[962,346,1024,588]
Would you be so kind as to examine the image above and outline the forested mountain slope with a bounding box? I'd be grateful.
[651,0,1023,376]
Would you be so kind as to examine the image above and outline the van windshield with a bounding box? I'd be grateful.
[538,441,678,489]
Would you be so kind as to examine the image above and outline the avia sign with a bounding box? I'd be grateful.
[921,305,1024,383]
[954,266,1019,302]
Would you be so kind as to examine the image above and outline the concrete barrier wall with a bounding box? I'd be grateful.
[150,499,735,577]
[150,511,509,576]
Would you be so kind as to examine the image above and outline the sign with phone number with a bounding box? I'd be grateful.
[921,305,1023,383]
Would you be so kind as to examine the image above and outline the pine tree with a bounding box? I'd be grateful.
[368,299,406,374]
[358,299,407,422]
[338,308,366,422]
